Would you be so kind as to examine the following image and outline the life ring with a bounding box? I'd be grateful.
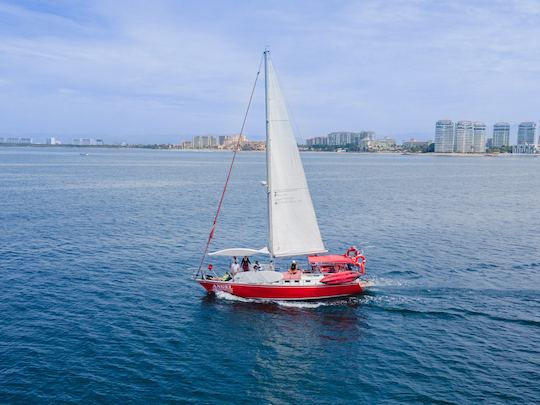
[345,246,359,258]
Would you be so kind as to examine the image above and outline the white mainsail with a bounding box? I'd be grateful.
[265,52,326,258]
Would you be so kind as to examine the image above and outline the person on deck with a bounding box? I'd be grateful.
[253,261,261,271]
[241,256,251,272]
[230,256,240,274]
[289,260,298,274]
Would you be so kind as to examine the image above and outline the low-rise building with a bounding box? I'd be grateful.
[242,141,265,151]
[402,138,431,149]
[512,144,539,154]
[363,137,396,151]
[220,134,248,149]
[72,138,95,146]
[0,137,33,144]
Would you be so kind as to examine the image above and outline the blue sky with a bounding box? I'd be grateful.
[0,0,539,143]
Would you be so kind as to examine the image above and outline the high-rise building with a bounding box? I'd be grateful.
[492,122,510,147]
[192,135,217,149]
[517,122,536,144]
[338,132,352,145]
[218,135,231,146]
[359,131,375,142]
[434,120,454,152]
[454,121,474,153]
[307,131,374,147]
[310,136,328,146]
[472,122,486,153]
[326,133,338,146]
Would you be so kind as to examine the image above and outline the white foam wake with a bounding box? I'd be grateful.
[215,291,334,308]
[275,301,327,309]
[215,291,256,302]
[364,277,408,287]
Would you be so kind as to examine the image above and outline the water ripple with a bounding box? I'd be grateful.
[1,148,539,403]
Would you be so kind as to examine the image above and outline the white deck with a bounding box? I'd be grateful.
[231,270,325,286]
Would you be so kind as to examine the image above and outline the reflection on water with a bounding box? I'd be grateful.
[202,292,368,343]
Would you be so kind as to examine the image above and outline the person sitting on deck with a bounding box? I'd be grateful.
[253,261,261,271]
[222,271,232,282]
[289,260,298,274]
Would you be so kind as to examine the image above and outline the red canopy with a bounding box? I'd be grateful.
[308,255,356,265]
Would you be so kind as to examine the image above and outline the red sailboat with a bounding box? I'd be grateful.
[195,51,368,301]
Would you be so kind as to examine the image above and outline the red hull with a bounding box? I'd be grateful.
[198,279,364,301]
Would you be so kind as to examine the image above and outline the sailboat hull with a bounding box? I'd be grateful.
[197,279,364,301]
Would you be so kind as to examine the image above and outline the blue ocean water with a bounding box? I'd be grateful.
[1,147,539,404]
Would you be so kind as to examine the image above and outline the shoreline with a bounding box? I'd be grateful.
[1,144,534,157]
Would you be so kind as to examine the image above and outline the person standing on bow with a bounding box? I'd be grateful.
[241,256,251,272]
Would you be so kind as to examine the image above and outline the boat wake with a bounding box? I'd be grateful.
[275,301,329,309]
[364,277,408,288]
[215,291,255,303]
[214,291,354,308]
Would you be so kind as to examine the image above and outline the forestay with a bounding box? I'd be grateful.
[265,53,326,258]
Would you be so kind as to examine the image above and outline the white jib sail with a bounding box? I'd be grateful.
[265,53,326,258]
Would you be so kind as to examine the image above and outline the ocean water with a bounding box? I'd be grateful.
[1,147,539,404]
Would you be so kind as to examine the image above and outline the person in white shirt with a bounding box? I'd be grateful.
[230,256,240,274]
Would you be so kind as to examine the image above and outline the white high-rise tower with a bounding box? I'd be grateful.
[472,122,486,153]
[434,120,454,153]
[492,123,510,147]
[454,121,474,153]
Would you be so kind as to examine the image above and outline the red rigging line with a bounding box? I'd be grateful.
[194,54,264,278]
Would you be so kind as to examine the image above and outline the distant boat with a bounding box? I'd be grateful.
[80,153,89,156]
[194,51,368,301]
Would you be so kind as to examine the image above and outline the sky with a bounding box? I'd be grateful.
[0,0,539,144]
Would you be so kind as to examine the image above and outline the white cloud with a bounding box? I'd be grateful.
[0,0,539,142]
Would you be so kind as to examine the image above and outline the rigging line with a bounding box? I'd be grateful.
[194,54,264,279]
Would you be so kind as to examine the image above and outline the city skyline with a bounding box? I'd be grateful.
[3,118,539,147]
[1,1,540,143]
[433,119,539,154]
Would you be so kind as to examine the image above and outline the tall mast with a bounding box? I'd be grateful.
[264,49,273,258]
